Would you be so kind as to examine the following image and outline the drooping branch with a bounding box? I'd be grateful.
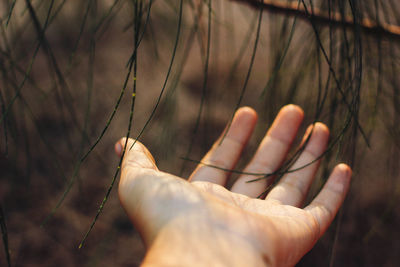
[232,0,400,40]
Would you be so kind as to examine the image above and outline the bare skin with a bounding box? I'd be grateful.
[115,105,352,266]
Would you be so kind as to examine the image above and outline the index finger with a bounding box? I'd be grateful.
[189,107,257,186]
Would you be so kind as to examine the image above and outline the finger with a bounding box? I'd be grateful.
[265,123,329,206]
[231,105,304,197]
[189,107,257,186]
[117,138,179,245]
[116,138,158,171]
[305,164,351,238]
[117,138,159,222]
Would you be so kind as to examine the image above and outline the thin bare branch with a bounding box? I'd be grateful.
[232,0,400,40]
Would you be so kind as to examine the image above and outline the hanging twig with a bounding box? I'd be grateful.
[232,0,400,40]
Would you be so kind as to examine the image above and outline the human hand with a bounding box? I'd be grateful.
[115,105,351,267]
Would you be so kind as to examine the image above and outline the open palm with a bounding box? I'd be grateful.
[116,105,351,266]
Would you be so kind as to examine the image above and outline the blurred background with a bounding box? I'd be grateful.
[0,0,399,266]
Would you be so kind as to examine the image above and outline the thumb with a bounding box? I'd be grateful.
[115,137,158,171]
[116,138,158,217]
[116,138,178,245]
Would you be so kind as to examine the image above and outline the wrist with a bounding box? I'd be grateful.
[142,215,268,267]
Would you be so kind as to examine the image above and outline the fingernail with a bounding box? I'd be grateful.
[115,143,122,156]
